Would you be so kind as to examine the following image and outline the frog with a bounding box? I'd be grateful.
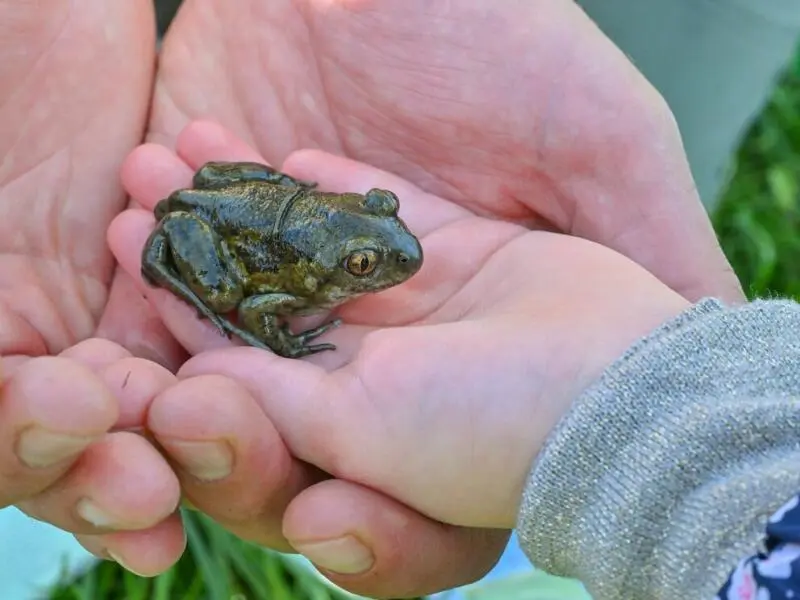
[140,160,423,359]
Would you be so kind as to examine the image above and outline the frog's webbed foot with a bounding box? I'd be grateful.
[281,318,342,347]
[193,161,318,191]
[141,222,233,340]
[216,318,340,359]
[234,293,342,358]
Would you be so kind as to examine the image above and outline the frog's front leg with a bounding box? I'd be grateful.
[141,211,246,338]
[225,293,342,358]
[193,161,318,191]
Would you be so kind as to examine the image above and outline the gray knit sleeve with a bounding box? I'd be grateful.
[516,298,800,599]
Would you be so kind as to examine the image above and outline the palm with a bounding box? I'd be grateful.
[0,2,184,366]
[172,161,684,530]
[113,124,677,533]
[152,0,740,303]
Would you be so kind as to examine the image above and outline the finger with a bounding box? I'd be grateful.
[597,196,745,304]
[0,357,118,506]
[148,375,325,552]
[96,270,189,372]
[18,431,181,534]
[120,143,194,211]
[175,119,269,167]
[60,340,178,430]
[179,346,370,470]
[284,479,509,599]
[76,512,186,577]
[58,337,133,371]
[101,356,177,430]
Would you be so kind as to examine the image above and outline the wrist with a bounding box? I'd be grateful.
[516,298,800,598]
[556,289,692,431]
[500,286,692,528]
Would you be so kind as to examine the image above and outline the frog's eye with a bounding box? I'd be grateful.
[345,250,379,276]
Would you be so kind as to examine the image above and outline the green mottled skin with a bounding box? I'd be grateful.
[141,161,423,358]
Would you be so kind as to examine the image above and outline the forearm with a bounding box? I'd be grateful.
[516,298,800,599]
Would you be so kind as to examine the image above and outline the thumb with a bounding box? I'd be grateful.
[591,196,744,304]
[568,134,744,304]
[176,347,350,465]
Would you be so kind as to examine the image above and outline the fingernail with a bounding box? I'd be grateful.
[107,550,149,577]
[16,428,96,469]
[293,536,375,575]
[76,498,118,528]
[161,439,233,482]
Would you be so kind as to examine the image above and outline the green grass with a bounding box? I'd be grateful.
[48,511,357,600]
[713,48,800,300]
[48,49,800,600]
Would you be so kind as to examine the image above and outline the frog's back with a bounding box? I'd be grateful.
[227,190,367,277]
[156,183,290,232]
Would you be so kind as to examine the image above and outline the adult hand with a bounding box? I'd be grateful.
[0,0,183,368]
[109,122,689,597]
[3,340,185,577]
[0,0,185,575]
[137,1,741,592]
[150,0,742,306]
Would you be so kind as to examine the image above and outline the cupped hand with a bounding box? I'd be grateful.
[151,0,742,306]
[0,0,182,367]
[0,0,188,577]
[1,339,185,576]
[108,121,689,597]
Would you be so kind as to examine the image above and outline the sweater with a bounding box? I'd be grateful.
[516,298,800,599]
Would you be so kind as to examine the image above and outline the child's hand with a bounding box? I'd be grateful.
[109,121,688,595]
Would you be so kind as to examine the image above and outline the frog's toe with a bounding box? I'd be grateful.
[286,341,337,358]
[289,176,318,189]
[291,318,342,345]
[271,320,340,358]
[203,313,231,339]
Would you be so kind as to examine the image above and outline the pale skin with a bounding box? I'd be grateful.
[0,0,187,577]
[110,125,691,594]
[2,0,739,596]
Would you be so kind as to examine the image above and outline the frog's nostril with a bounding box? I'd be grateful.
[398,253,410,264]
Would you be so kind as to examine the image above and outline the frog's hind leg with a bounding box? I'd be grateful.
[233,293,342,358]
[141,225,232,339]
[193,161,318,190]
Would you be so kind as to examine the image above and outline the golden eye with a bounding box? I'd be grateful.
[345,250,378,276]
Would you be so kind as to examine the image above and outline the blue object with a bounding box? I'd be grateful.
[429,533,535,599]
[0,509,588,599]
[0,507,97,599]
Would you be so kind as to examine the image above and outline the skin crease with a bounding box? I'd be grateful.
[0,0,189,579]
[0,1,183,367]
[151,0,743,305]
[1,0,742,596]
[109,123,690,597]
